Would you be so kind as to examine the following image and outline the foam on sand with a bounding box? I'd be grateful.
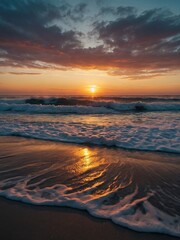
[0,137,179,237]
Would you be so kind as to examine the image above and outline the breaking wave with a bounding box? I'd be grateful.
[0,101,179,114]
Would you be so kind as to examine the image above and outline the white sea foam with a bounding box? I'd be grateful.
[0,112,179,153]
[0,172,179,237]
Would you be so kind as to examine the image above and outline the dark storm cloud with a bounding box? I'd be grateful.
[0,1,180,79]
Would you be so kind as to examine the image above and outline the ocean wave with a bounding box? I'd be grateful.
[1,96,180,104]
[0,119,179,153]
[0,103,116,114]
[1,182,179,237]
[5,132,180,154]
[0,102,180,114]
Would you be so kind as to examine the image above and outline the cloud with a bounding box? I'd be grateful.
[0,71,41,75]
[0,0,82,49]
[0,1,180,79]
[92,8,180,77]
[95,8,180,48]
[98,6,137,16]
[8,72,41,75]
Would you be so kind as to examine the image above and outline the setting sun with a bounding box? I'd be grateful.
[90,85,96,94]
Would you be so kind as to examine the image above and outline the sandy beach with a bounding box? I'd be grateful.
[0,136,179,240]
[0,196,179,240]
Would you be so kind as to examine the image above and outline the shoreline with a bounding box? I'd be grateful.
[0,136,179,240]
[1,134,180,155]
[0,196,179,240]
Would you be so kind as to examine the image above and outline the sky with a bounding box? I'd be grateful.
[0,0,180,95]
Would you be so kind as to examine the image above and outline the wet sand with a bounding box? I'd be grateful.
[0,136,179,240]
[0,196,179,240]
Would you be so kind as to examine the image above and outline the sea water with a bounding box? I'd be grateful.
[0,95,179,153]
[0,95,179,236]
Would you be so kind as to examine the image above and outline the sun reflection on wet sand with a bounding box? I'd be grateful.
[0,136,180,234]
[62,146,109,191]
[82,148,91,169]
[64,146,95,176]
[72,147,94,174]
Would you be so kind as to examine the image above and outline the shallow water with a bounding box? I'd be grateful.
[0,111,179,153]
[0,96,179,153]
[0,137,179,237]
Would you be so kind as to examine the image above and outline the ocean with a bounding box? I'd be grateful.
[0,95,179,237]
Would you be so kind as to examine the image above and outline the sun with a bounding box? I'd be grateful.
[90,85,96,94]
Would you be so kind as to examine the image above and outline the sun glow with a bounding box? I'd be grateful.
[89,85,96,94]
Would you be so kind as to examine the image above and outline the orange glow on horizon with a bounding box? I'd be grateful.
[0,68,180,96]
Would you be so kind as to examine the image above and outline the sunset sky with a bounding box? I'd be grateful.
[0,0,180,95]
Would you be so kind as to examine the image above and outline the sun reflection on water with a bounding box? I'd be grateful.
[83,148,91,169]
[65,147,94,175]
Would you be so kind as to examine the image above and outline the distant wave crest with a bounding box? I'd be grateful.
[0,99,180,114]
